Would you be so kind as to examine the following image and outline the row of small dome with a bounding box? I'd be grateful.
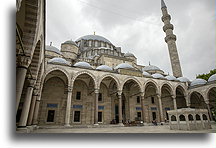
[47,57,216,85]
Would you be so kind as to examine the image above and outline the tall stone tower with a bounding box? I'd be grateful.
[161,0,183,77]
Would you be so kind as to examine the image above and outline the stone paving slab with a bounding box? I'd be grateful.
[31,125,216,133]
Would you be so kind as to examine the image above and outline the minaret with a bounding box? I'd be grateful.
[161,0,183,77]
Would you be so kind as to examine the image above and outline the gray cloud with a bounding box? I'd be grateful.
[46,0,215,80]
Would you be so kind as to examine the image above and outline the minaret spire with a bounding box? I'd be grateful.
[161,0,183,77]
[161,0,167,8]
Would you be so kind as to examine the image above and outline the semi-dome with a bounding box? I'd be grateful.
[62,40,78,47]
[96,65,113,71]
[177,77,190,83]
[46,45,62,55]
[124,52,135,57]
[190,79,207,86]
[143,71,152,77]
[143,65,161,72]
[165,75,178,81]
[76,35,112,44]
[73,61,92,69]
[114,63,134,70]
[48,57,70,66]
[208,74,216,82]
[152,73,165,79]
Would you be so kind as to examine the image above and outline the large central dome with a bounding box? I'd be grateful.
[76,35,112,44]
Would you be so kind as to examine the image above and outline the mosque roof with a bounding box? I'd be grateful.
[124,52,135,57]
[152,73,165,79]
[143,65,161,72]
[76,35,112,44]
[208,74,216,82]
[73,61,92,69]
[48,57,70,66]
[96,65,113,72]
[165,75,178,81]
[143,71,152,77]
[114,63,134,70]
[190,79,207,86]
[46,45,62,55]
[62,40,78,47]
[177,77,190,83]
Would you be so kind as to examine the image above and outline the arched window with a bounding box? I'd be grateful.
[179,115,186,121]
[188,114,193,121]
[202,114,208,120]
[171,115,176,121]
[196,114,201,120]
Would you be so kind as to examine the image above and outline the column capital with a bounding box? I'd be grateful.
[67,86,73,92]
[17,55,31,69]
[27,78,36,88]
[140,92,145,97]
[117,90,122,96]
[33,89,40,96]
[94,89,99,94]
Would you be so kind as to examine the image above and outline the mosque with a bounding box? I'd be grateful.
[16,0,215,130]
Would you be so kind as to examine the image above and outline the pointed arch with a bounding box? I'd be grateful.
[98,74,120,90]
[143,79,159,94]
[120,77,142,92]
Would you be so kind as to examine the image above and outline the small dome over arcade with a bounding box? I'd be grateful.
[208,74,216,82]
[143,65,161,72]
[152,73,165,79]
[190,79,207,87]
[73,61,92,69]
[114,63,134,70]
[62,40,78,47]
[124,52,135,57]
[96,65,113,72]
[177,77,190,83]
[165,75,178,81]
[46,45,62,55]
[143,71,152,77]
[48,57,70,66]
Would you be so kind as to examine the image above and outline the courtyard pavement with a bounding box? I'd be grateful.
[31,124,216,133]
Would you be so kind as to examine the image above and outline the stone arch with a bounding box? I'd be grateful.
[42,67,70,88]
[98,74,120,90]
[189,91,207,109]
[160,82,174,96]
[175,85,187,109]
[120,77,142,91]
[174,84,187,97]
[143,79,159,94]
[71,71,97,89]
[179,114,186,121]
[171,115,177,121]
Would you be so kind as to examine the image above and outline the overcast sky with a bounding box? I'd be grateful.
[46,0,215,80]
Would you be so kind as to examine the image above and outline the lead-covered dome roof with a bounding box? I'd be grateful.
[76,35,112,44]
[177,77,190,83]
[48,57,70,66]
[190,79,207,86]
[152,73,165,79]
[143,71,152,77]
[208,74,216,82]
[165,75,178,81]
[46,45,62,55]
[73,61,92,69]
[124,52,135,57]
[62,40,78,47]
[143,65,161,72]
[114,63,134,70]
[96,65,113,72]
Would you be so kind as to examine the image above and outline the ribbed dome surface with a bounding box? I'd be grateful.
[124,52,135,57]
[190,79,207,86]
[143,65,161,71]
[152,73,164,79]
[208,74,216,82]
[73,61,92,69]
[114,63,134,70]
[48,57,70,66]
[46,45,62,54]
[177,77,190,83]
[76,35,112,44]
[96,65,113,71]
[165,75,178,81]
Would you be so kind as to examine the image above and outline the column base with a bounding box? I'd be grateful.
[118,123,124,126]
[94,123,99,126]
[64,124,71,127]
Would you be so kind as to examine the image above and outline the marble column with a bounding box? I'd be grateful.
[18,79,35,127]
[32,99,40,125]
[94,89,99,125]
[173,96,177,110]
[118,91,123,124]
[158,94,164,122]
[16,55,31,112]
[140,92,145,122]
[65,86,72,126]
[206,103,213,121]
[27,91,38,126]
